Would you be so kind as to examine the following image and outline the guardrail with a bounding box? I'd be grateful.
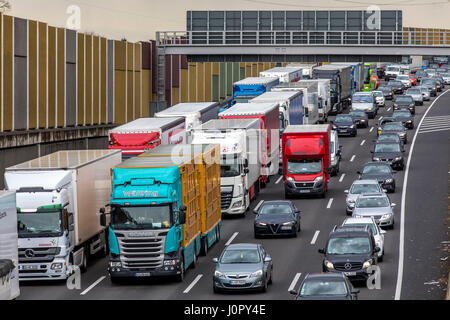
[157,31,450,47]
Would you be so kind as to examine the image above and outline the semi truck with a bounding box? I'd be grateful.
[138,144,222,256]
[0,191,20,299]
[232,77,279,104]
[329,62,364,96]
[282,125,331,199]
[219,103,280,186]
[100,146,220,282]
[108,117,186,158]
[4,150,122,281]
[260,67,303,83]
[313,65,352,115]
[362,63,380,91]
[191,119,262,215]
[287,63,319,79]
[154,102,220,141]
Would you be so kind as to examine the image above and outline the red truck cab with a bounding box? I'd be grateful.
[282,124,331,198]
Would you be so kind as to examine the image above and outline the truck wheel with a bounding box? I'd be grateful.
[192,249,198,269]
[80,248,89,273]
[216,227,221,243]
[176,256,185,282]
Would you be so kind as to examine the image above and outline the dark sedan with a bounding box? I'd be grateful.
[254,200,301,237]
[377,86,394,100]
[290,273,359,300]
[371,142,405,170]
[375,132,405,152]
[331,115,357,137]
[387,80,404,94]
[392,110,414,129]
[393,95,415,115]
[420,79,438,96]
[358,162,397,193]
[378,121,407,144]
[349,110,369,128]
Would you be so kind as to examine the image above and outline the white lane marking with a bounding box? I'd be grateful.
[255,200,264,211]
[225,232,239,246]
[311,231,320,245]
[326,198,334,209]
[379,116,383,121]
[394,89,450,300]
[350,155,356,162]
[288,273,302,292]
[420,122,450,130]
[370,127,374,132]
[419,127,450,134]
[80,276,106,295]
[275,176,283,184]
[360,139,366,146]
[183,274,203,294]
[339,173,345,182]
[387,107,391,111]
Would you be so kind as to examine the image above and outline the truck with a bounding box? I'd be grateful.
[100,146,220,282]
[4,150,122,281]
[0,191,20,299]
[191,119,262,215]
[401,56,423,73]
[385,64,402,80]
[154,102,220,141]
[138,144,222,256]
[362,63,380,91]
[282,125,331,199]
[108,117,186,159]
[287,63,319,79]
[329,62,364,96]
[232,77,279,104]
[260,67,303,83]
[219,103,280,186]
[313,65,352,115]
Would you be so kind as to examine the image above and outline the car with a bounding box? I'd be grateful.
[344,179,385,215]
[405,88,424,105]
[387,80,404,94]
[377,85,394,100]
[352,193,396,229]
[429,77,443,91]
[371,141,405,170]
[349,110,369,128]
[408,74,417,86]
[212,243,273,293]
[289,273,359,300]
[439,72,450,85]
[393,95,415,114]
[351,92,377,119]
[318,226,380,281]
[358,162,397,193]
[378,121,407,144]
[331,114,357,137]
[372,91,385,107]
[253,200,301,238]
[375,132,405,152]
[420,78,438,96]
[425,68,437,77]
[392,110,414,129]
[342,217,386,261]
[396,74,412,88]
[416,86,431,101]
[414,70,427,82]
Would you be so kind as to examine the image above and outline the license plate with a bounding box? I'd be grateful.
[230,280,246,285]
[134,272,151,277]
[344,272,356,276]
[20,265,38,271]
[281,226,292,230]
[299,190,310,193]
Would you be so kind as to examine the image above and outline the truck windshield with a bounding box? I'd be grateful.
[220,157,241,177]
[111,205,172,229]
[17,211,63,237]
[288,159,322,175]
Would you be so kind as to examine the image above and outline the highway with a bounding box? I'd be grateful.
[17,85,450,300]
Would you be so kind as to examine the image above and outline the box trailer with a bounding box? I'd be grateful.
[232,77,279,104]
[260,67,303,83]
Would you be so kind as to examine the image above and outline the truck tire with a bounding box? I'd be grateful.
[216,227,221,243]
[191,248,198,269]
[80,247,89,273]
[176,255,185,282]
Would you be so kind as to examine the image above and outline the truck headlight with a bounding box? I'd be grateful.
[232,201,243,208]
[325,260,334,269]
[164,259,179,266]
[385,178,393,183]
[363,260,372,269]
[51,263,63,270]
[373,157,381,161]
[250,269,263,278]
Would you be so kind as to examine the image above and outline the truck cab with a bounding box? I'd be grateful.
[329,130,342,177]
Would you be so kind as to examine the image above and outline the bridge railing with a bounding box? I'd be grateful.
[157,31,450,46]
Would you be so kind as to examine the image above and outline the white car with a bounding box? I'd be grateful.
[344,179,385,215]
[396,75,412,88]
[372,91,385,107]
[342,217,386,261]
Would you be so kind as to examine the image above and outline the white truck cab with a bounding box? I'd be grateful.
[329,130,342,176]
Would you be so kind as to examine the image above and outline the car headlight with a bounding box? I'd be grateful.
[250,269,263,278]
[382,213,392,219]
[367,108,373,111]
[325,260,334,269]
[287,176,294,182]
[373,157,381,161]
[231,201,243,208]
[399,132,406,137]
[375,241,381,248]
[214,270,226,278]
[407,120,412,123]
[385,178,394,183]
[353,214,363,218]
[332,125,337,130]
[314,176,324,183]
[282,221,295,226]
[363,260,372,269]
[349,124,355,129]
[256,222,267,226]
[394,157,402,161]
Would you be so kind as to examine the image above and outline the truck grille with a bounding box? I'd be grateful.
[117,236,165,270]
[295,182,315,188]
[18,247,61,263]
[221,191,233,210]
[334,262,363,272]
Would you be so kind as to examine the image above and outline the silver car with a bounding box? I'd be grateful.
[212,243,273,293]
[352,193,396,229]
[440,72,450,85]
[372,91,385,107]
[406,88,424,105]
[396,75,412,88]
[344,180,385,215]
[416,86,430,101]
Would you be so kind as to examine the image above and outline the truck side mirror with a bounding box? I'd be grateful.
[99,207,105,214]
[179,211,186,225]
[100,213,107,227]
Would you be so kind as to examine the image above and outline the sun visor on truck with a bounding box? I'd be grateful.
[285,136,325,155]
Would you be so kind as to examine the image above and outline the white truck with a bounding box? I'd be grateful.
[385,64,402,80]
[4,150,122,281]
[191,119,262,215]
[260,67,303,83]
[287,63,319,79]
[0,191,20,299]
[154,102,219,141]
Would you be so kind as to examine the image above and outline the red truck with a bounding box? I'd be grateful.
[219,102,280,187]
[108,117,186,159]
[282,124,331,198]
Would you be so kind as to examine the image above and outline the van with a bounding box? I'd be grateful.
[329,130,342,176]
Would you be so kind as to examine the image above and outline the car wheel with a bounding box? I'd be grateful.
[213,285,220,294]
[378,254,384,262]
[262,277,268,292]
[254,232,260,239]
[346,210,352,216]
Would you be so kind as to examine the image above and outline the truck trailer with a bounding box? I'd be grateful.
[260,67,303,83]
[4,150,122,281]
[108,117,186,158]
[232,77,279,104]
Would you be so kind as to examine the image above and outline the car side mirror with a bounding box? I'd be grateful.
[370,151,374,153]
[374,246,381,253]
[318,248,325,254]
[264,256,272,263]
[356,171,361,175]
[294,209,301,214]
[351,288,360,294]
[380,230,387,235]
[253,209,259,215]
[289,290,298,296]
[244,168,249,174]
[212,258,218,263]
[344,190,349,194]
[391,203,396,207]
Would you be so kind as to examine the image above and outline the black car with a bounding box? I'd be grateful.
[331,114,357,137]
[290,273,359,300]
[387,80,404,94]
[375,132,405,152]
[378,121,407,144]
[376,117,396,136]
[358,162,397,193]
[431,77,443,91]
[392,110,414,129]
[253,201,301,238]
[318,226,380,282]
[349,110,369,128]
[420,79,438,96]
[414,70,427,81]
[393,95,415,115]
[371,141,405,170]
[377,86,394,100]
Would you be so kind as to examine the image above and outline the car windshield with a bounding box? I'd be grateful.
[383,123,404,131]
[300,280,348,296]
[111,205,172,229]
[392,112,411,118]
[387,67,400,72]
[349,111,365,117]
[356,197,390,208]
[352,95,372,103]
[395,96,413,103]
[407,89,420,94]
[378,87,391,92]
[220,157,241,177]
[362,165,391,174]
[441,73,450,77]
[350,183,380,194]
[335,115,353,122]
[259,204,292,215]
[327,237,371,255]
[378,134,400,142]
[288,159,322,175]
[375,143,401,153]
[422,79,434,85]
[220,249,261,264]
[17,211,63,236]
[397,75,409,80]
[344,223,378,235]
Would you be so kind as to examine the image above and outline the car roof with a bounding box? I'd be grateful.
[343,217,376,225]
[352,179,379,185]
[260,200,293,206]
[363,162,391,167]
[304,273,346,281]
[226,243,259,250]
[356,192,386,198]
[375,141,400,145]
[330,226,372,237]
